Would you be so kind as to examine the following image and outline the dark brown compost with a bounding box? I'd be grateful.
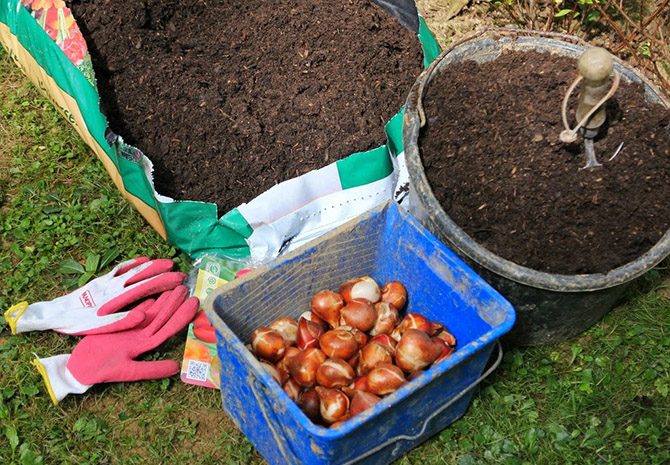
[419,50,670,274]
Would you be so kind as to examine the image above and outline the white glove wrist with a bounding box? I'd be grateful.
[32,354,92,404]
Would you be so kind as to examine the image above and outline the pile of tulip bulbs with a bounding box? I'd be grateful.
[248,276,457,427]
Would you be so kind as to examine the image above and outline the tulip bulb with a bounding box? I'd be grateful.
[357,341,393,376]
[381,281,407,310]
[311,290,344,328]
[336,325,369,347]
[395,329,442,372]
[315,387,350,424]
[433,337,456,363]
[298,388,322,423]
[283,377,302,402]
[297,317,324,350]
[369,302,399,336]
[339,276,381,304]
[268,317,299,346]
[288,348,327,387]
[316,358,355,388]
[366,363,406,395]
[391,313,434,341]
[340,300,377,332]
[349,390,381,416]
[319,329,359,360]
[251,327,286,362]
[276,346,301,376]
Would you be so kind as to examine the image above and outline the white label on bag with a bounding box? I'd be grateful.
[244,173,395,262]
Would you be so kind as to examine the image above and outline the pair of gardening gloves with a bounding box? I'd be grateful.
[4,257,199,404]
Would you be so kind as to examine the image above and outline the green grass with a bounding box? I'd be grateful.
[1,46,669,465]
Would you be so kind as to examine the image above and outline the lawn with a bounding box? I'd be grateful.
[1,8,669,465]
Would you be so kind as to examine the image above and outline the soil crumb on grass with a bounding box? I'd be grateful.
[70,0,423,213]
[420,50,670,274]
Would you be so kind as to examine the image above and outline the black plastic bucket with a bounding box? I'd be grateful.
[402,29,670,345]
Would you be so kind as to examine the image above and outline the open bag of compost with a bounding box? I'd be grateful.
[0,0,440,263]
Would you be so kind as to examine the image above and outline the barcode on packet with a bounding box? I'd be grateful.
[186,360,210,382]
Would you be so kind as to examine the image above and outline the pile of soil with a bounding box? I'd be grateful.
[69,0,423,213]
[419,50,670,275]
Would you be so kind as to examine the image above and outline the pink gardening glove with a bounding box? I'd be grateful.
[5,256,187,335]
[32,285,199,404]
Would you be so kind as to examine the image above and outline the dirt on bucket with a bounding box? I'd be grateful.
[69,0,423,214]
[419,50,670,275]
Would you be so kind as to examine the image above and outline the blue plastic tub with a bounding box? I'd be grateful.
[204,202,515,465]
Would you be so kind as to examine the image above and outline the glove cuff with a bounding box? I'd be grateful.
[32,354,92,404]
[7,300,64,334]
[4,302,29,335]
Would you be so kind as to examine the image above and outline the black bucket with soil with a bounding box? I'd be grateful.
[402,29,670,345]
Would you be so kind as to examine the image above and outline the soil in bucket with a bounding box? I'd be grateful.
[69,0,423,213]
[419,50,670,275]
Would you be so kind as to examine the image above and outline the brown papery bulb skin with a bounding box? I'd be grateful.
[340,299,377,332]
[357,341,393,376]
[316,358,355,388]
[298,388,322,423]
[311,290,344,328]
[339,276,381,304]
[381,281,407,310]
[319,329,359,360]
[288,348,327,387]
[268,317,299,346]
[315,387,350,424]
[296,317,325,350]
[283,377,302,402]
[251,327,286,362]
[395,329,442,372]
[367,363,406,396]
[350,390,381,416]
[369,302,399,336]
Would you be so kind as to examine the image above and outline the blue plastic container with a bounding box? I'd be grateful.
[204,202,515,465]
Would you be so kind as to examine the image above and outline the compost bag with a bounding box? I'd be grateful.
[0,0,440,262]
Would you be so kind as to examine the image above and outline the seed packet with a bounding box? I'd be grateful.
[180,255,249,388]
